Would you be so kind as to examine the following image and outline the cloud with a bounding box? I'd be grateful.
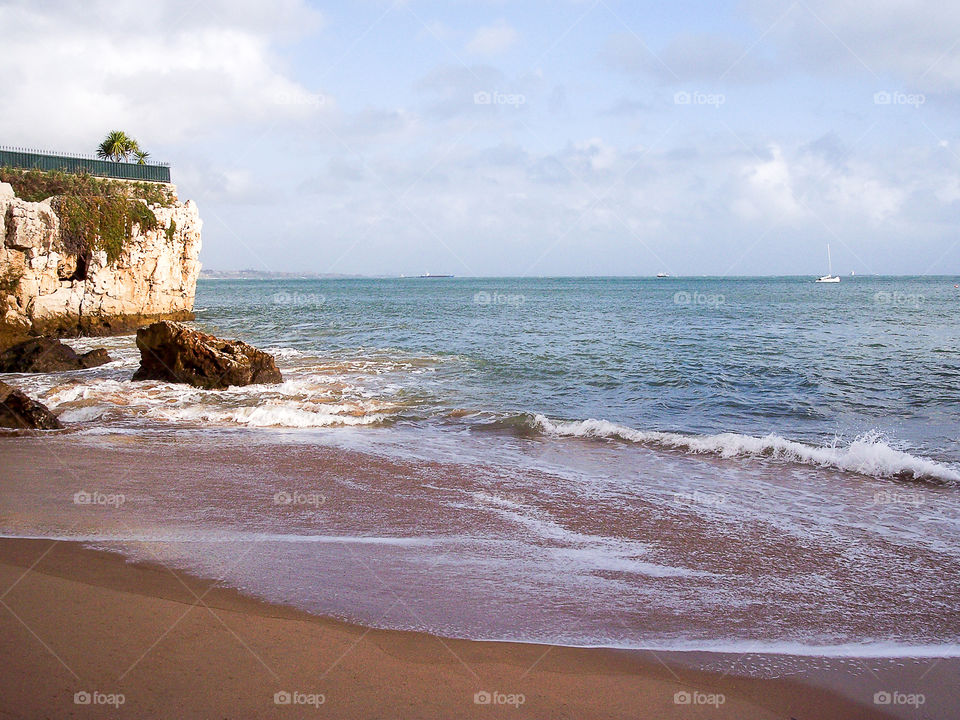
[734,145,804,221]
[466,21,519,55]
[604,31,775,84]
[602,98,653,116]
[5,0,959,275]
[416,64,532,120]
[745,0,960,92]
[0,0,327,147]
[193,120,959,275]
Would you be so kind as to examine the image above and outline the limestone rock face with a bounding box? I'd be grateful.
[0,337,112,372]
[133,321,282,389]
[0,380,63,429]
[0,181,202,344]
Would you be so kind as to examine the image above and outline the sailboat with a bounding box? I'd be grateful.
[815,245,840,283]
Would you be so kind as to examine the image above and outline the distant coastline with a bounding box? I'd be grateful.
[199,269,366,280]
[197,272,960,281]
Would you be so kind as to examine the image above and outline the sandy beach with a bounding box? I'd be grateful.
[0,537,910,719]
[5,0,960,716]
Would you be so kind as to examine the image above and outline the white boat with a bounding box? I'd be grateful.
[815,245,840,283]
[656,272,669,278]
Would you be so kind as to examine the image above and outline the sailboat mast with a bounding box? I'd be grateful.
[827,244,832,276]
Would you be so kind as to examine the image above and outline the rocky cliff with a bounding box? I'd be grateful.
[0,181,201,346]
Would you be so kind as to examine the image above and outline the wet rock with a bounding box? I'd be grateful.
[0,380,62,429]
[0,336,112,372]
[132,320,282,389]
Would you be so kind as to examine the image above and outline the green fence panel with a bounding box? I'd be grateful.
[0,147,171,183]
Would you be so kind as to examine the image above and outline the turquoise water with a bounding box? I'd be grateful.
[196,275,960,466]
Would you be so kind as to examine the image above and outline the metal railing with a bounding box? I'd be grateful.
[0,145,171,183]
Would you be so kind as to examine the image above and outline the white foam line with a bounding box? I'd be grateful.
[533,414,960,483]
[430,633,960,658]
[527,639,960,659]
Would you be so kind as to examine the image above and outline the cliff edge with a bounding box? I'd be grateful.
[0,180,201,347]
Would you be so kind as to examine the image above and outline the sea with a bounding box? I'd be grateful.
[3,275,960,660]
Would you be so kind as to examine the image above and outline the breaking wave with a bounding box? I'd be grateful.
[149,403,388,428]
[527,414,960,484]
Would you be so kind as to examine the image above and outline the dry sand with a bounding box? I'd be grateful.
[0,538,905,719]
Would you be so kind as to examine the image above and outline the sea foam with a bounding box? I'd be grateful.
[532,415,960,484]
[151,404,386,428]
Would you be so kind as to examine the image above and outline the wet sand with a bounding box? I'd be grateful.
[0,538,907,719]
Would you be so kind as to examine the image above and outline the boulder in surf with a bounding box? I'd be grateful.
[132,321,282,389]
[0,337,112,373]
[0,380,63,429]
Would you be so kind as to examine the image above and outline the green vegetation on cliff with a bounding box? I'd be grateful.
[0,168,176,265]
[96,130,150,164]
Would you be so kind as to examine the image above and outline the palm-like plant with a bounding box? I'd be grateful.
[133,149,151,165]
[96,131,142,163]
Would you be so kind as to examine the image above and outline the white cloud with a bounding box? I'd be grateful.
[466,21,519,55]
[570,138,618,172]
[733,143,908,226]
[4,0,959,275]
[0,0,328,147]
[735,145,804,221]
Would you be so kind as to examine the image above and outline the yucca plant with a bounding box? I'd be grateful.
[96,131,141,162]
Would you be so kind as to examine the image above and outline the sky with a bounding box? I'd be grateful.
[2,0,960,277]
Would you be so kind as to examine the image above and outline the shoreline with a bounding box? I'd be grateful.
[4,532,960,661]
[0,537,909,719]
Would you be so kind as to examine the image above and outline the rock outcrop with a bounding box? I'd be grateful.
[133,321,282,389]
[0,181,201,347]
[0,380,62,429]
[0,337,112,372]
